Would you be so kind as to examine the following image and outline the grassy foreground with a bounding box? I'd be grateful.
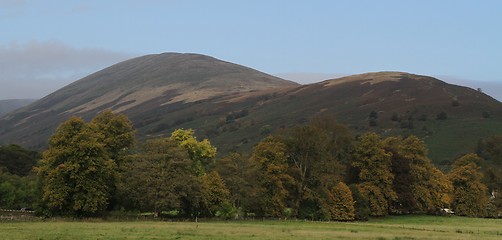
[0,215,501,240]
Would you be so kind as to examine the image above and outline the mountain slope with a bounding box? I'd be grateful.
[0,53,297,148]
[0,99,36,117]
[0,54,501,167]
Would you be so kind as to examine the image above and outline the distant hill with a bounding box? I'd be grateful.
[0,99,36,117]
[1,53,501,168]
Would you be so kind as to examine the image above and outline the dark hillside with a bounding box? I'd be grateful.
[0,54,500,167]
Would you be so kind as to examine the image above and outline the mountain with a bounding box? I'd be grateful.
[1,53,501,168]
[0,99,36,117]
[0,53,297,148]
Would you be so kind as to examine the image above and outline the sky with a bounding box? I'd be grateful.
[1,0,501,100]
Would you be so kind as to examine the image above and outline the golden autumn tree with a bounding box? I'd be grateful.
[351,132,396,216]
[199,171,231,217]
[384,136,452,214]
[449,153,489,217]
[327,182,355,221]
[169,128,216,176]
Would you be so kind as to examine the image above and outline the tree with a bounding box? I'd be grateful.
[0,169,38,209]
[476,136,502,217]
[90,109,135,164]
[170,128,217,176]
[449,153,489,217]
[118,138,195,217]
[212,152,264,218]
[351,132,396,216]
[283,115,353,218]
[348,184,370,221]
[384,136,452,214]
[0,144,40,176]
[251,137,293,217]
[199,171,231,217]
[36,117,115,216]
[326,182,355,221]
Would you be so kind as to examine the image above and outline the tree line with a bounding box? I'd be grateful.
[1,111,501,220]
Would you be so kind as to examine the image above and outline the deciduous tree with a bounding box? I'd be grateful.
[351,132,396,216]
[251,137,293,217]
[36,117,115,216]
[118,138,194,217]
[449,153,488,217]
[170,129,216,176]
[326,182,355,221]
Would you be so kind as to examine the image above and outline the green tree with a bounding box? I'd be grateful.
[118,138,195,217]
[199,171,231,217]
[90,109,135,164]
[0,144,40,176]
[0,169,38,209]
[36,117,115,216]
[212,152,264,218]
[348,184,370,221]
[476,135,502,217]
[384,136,452,214]
[449,153,489,217]
[326,182,355,221]
[170,129,217,176]
[351,132,396,216]
[251,137,293,217]
[283,115,352,218]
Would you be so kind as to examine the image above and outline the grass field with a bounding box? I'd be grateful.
[0,215,501,239]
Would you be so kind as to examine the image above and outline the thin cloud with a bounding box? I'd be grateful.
[0,40,133,99]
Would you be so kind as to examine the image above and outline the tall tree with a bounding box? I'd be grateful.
[118,138,195,217]
[90,109,135,164]
[212,152,264,217]
[449,153,489,217]
[251,137,293,217]
[36,117,115,216]
[351,132,396,216]
[283,115,352,218]
[199,171,231,217]
[476,135,502,216]
[384,136,452,214]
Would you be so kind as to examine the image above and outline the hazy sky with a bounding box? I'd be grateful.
[1,0,501,100]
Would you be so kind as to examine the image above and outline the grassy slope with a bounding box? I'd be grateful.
[1,216,501,239]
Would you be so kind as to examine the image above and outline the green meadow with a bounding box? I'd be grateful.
[1,215,501,240]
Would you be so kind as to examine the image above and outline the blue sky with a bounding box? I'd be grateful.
[1,0,501,100]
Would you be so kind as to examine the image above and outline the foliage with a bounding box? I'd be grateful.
[283,115,353,218]
[0,169,38,209]
[90,109,135,164]
[118,138,195,217]
[35,111,135,216]
[0,144,40,176]
[385,136,452,214]
[199,171,231,217]
[326,182,355,221]
[449,154,489,217]
[36,117,115,216]
[349,184,370,220]
[212,152,263,216]
[351,132,396,216]
[251,137,293,217]
[170,128,217,176]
